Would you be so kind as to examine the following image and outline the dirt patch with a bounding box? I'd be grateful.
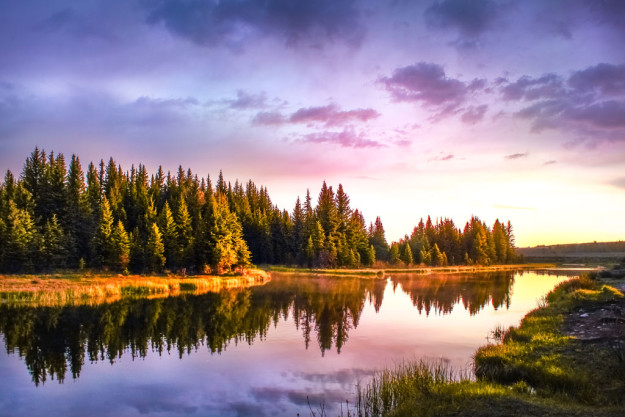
[563,290,625,357]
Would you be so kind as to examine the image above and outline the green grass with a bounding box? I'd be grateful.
[354,274,625,416]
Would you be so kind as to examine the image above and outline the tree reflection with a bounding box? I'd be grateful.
[0,271,514,385]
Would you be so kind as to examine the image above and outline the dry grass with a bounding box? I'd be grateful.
[0,269,270,306]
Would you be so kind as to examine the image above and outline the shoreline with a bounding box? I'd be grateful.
[265,263,561,277]
[355,274,625,416]
[0,269,271,306]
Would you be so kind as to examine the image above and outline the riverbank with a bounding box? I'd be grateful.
[354,274,625,416]
[264,264,554,277]
[0,269,270,306]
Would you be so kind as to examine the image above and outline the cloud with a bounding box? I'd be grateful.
[300,128,383,148]
[500,73,565,101]
[253,104,379,127]
[543,160,557,165]
[252,111,286,125]
[564,100,625,128]
[568,63,625,96]
[289,104,379,126]
[380,62,471,106]
[500,64,625,143]
[227,90,268,109]
[460,104,487,124]
[145,0,366,50]
[428,153,454,162]
[424,0,499,37]
[505,152,528,160]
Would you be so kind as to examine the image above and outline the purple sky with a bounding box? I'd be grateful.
[1,0,624,246]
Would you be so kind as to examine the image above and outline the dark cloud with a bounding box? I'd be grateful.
[380,62,487,123]
[568,63,625,95]
[460,104,487,124]
[565,100,625,128]
[500,73,566,101]
[380,62,481,107]
[424,0,499,37]
[587,0,625,35]
[301,128,383,148]
[505,152,528,160]
[289,104,379,126]
[145,0,365,50]
[501,64,625,142]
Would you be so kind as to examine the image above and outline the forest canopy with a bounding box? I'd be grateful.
[0,148,517,273]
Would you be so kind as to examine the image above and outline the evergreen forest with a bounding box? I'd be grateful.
[0,148,517,273]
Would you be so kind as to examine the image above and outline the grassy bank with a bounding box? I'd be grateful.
[265,264,550,278]
[0,269,270,306]
[353,274,625,416]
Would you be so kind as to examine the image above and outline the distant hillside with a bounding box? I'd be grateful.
[518,241,625,264]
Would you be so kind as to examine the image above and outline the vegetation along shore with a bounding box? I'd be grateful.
[350,270,625,417]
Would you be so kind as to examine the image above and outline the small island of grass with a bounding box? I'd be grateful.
[0,269,270,306]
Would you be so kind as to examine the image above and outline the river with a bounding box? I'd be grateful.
[0,270,571,416]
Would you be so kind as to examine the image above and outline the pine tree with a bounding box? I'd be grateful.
[42,214,66,270]
[159,202,179,270]
[401,243,413,265]
[431,243,444,266]
[91,197,115,269]
[176,197,193,267]
[146,223,165,272]
[111,220,130,272]
[389,243,401,265]
[369,216,389,261]
[3,200,38,272]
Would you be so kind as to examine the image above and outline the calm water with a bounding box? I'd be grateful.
[0,271,571,417]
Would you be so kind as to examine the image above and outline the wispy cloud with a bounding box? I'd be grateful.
[505,152,528,160]
[428,153,454,162]
[299,128,383,148]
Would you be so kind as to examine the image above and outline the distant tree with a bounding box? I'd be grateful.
[146,223,165,272]
[42,214,66,270]
[91,197,115,269]
[3,200,38,272]
[389,243,401,265]
[369,216,390,262]
[111,220,130,272]
[159,202,179,270]
[401,243,413,265]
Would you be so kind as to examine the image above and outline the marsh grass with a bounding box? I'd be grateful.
[355,275,625,416]
[475,274,625,406]
[0,269,270,306]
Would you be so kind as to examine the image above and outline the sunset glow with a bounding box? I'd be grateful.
[1,0,624,246]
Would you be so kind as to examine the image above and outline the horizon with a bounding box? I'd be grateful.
[1,0,624,247]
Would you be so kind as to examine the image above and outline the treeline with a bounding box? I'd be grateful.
[0,148,517,273]
[389,216,519,267]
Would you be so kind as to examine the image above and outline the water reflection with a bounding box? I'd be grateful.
[390,272,513,316]
[0,271,516,386]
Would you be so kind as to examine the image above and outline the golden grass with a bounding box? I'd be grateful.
[0,269,270,306]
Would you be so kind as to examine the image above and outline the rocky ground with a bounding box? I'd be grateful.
[563,281,625,361]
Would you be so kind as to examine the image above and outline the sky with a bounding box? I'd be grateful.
[1,0,624,247]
